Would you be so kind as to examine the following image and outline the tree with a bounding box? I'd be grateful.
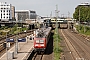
[73,6,90,22]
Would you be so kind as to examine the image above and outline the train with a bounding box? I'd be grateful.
[51,18,68,29]
[60,20,68,29]
[34,27,51,52]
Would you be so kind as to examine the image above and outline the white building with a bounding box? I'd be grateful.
[15,10,37,22]
[0,2,12,21]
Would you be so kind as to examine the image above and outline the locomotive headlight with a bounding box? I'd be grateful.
[40,40,44,43]
[40,44,44,46]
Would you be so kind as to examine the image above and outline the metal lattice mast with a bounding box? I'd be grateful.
[55,5,59,52]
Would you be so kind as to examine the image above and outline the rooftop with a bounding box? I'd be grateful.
[78,2,90,6]
[15,10,36,12]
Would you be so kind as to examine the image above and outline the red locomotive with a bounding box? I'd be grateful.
[34,27,51,52]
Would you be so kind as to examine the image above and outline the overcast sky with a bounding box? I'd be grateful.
[0,0,89,17]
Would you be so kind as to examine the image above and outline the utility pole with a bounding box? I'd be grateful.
[50,11,52,27]
[21,15,23,32]
[79,9,80,24]
[55,5,59,52]
[56,5,59,29]
[68,11,70,19]
[3,30,10,60]
[15,22,18,55]
[6,32,8,60]
[50,11,52,19]
[79,9,81,32]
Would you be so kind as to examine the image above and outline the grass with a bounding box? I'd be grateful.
[53,29,62,60]
[0,27,27,36]
[75,25,90,36]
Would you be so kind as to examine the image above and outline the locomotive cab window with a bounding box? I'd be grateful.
[40,40,44,43]
[36,40,39,43]
[36,40,44,43]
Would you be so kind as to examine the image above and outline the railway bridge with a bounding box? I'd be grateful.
[50,18,76,29]
[0,21,35,30]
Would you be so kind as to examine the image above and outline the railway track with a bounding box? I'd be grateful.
[0,44,4,52]
[0,30,34,57]
[28,30,54,60]
[61,29,90,60]
[65,29,90,59]
[60,29,81,60]
[32,52,44,60]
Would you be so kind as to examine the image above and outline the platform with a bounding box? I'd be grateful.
[0,39,34,60]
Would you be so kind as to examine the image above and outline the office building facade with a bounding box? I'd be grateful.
[0,2,12,21]
[15,10,37,22]
[11,6,15,20]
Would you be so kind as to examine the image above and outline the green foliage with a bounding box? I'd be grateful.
[0,24,29,36]
[75,25,90,35]
[53,29,62,60]
[13,24,18,31]
[22,27,27,31]
[0,26,8,30]
[73,6,90,22]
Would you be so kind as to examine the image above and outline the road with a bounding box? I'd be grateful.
[60,29,90,60]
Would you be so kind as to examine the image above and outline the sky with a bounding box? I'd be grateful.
[0,0,89,17]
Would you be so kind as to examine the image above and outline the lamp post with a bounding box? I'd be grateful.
[3,30,10,60]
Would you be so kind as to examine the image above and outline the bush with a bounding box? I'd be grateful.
[75,25,90,35]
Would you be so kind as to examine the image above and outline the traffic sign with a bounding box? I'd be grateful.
[6,38,14,42]
[18,38,26,42]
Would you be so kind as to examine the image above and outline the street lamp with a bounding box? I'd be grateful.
[3,30,10,60]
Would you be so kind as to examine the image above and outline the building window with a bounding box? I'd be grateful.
[1,5,3,6]
[3,10,5,12]
[3,14,5,15]
[1,8,3,9]
[1,10,2,12]
[7,17,8,18]
[4,17,5,18]
[1,14,2,18]
[9,10,10,12]
[7,10,8,12]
